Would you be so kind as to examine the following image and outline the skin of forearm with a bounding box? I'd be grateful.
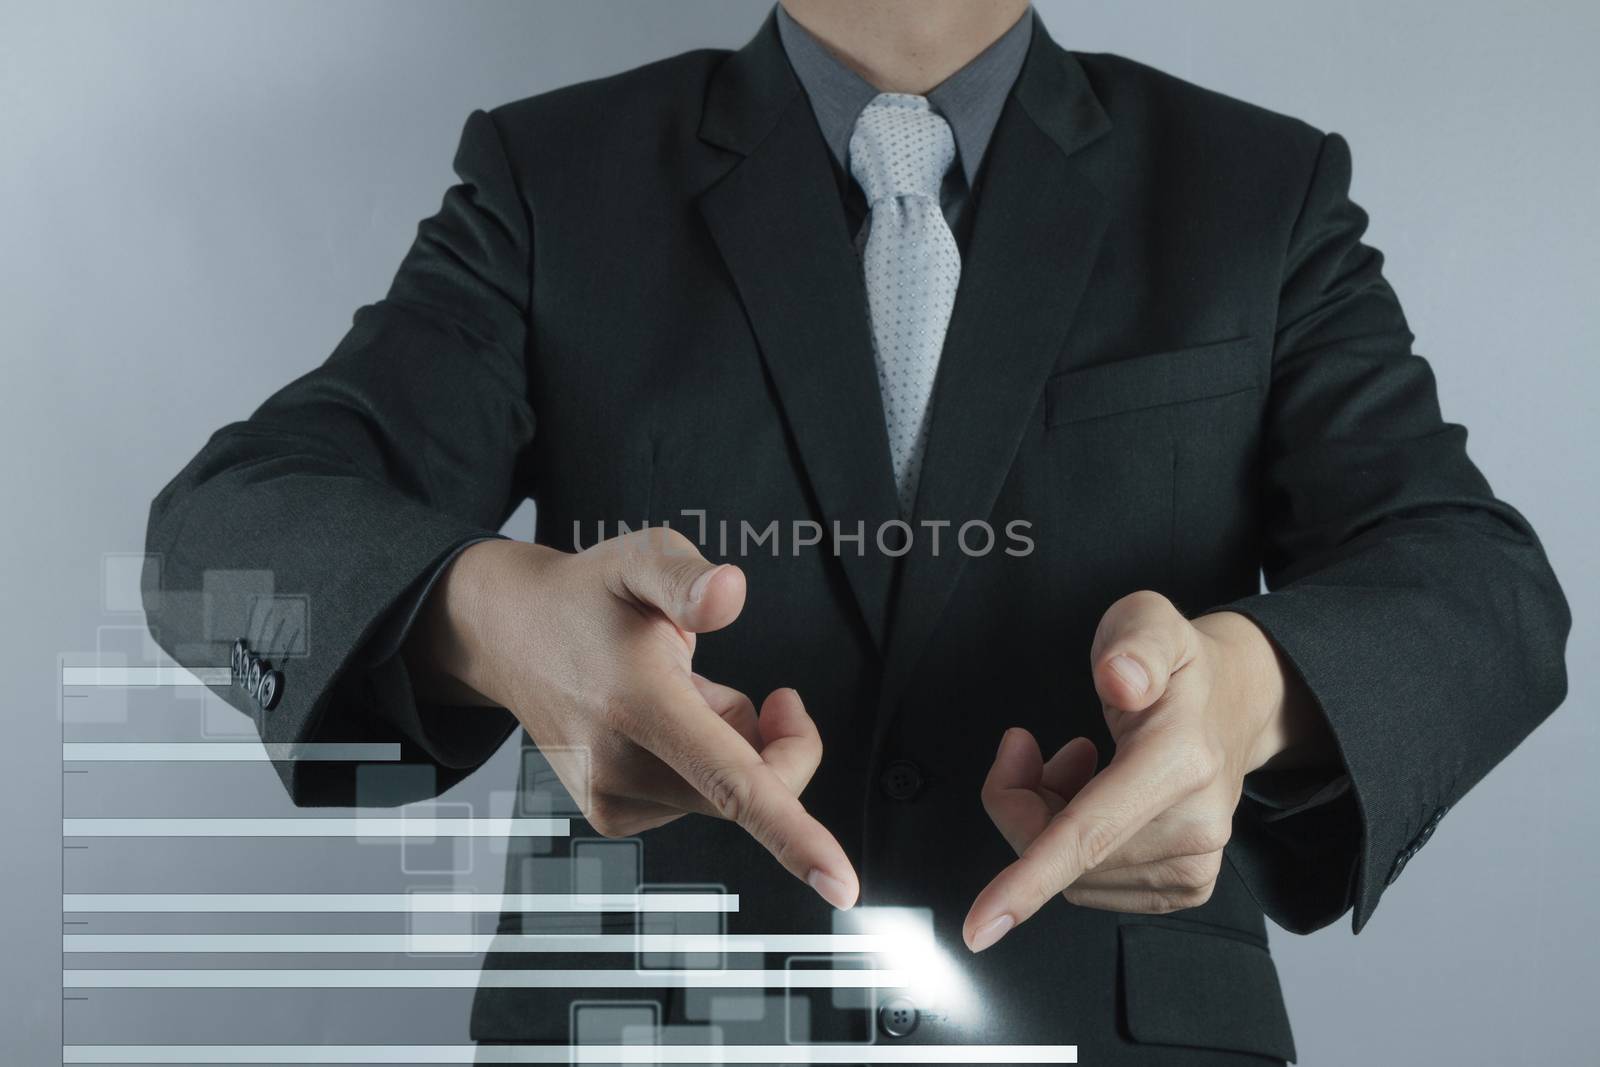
[402,540,558,708]
[1194,610,1336,774]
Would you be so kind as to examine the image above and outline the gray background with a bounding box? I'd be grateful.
[3,0,1596,1062]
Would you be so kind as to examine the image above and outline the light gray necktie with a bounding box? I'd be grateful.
[849,93,961,515]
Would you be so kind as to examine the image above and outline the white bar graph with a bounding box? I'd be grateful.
[64,933,890,954]
[62,893,740,913]
[61,1046,1078,1064]
[65,968,914,989]
[61,666,230,686]
[61,818,567,838]
[62,742,402,762]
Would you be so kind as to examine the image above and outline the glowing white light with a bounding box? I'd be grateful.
[840,906,979,1025]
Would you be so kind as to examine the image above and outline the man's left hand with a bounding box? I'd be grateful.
[962,591,1329,952]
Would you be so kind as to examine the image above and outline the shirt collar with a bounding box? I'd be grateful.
[774,4,1034,189]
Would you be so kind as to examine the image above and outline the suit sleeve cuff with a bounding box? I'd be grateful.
[1242,769,1352,822]
[357,534,516,770]
[1201,592,1382,933]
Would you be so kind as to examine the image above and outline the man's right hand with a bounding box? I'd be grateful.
[405,529,858,910]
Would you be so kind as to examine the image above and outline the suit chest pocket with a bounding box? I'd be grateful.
[1043,335,1263,428]
[1028,336,1265,610]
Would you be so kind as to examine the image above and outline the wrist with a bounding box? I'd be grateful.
[1194,610,1332,774]
[412,539,556,707]
[1192,611,1290,774]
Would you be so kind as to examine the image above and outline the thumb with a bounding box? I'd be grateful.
[604,527,746,633]
[1089,590,1193,712]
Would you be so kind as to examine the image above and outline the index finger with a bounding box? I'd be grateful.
[962,730,1194,950]
[634,673,859,911]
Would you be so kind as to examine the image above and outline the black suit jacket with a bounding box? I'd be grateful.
[143,14,1570,1063]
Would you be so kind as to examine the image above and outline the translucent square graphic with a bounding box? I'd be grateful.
[483,786,530,858]
[103,552,157,613]
[96,624,163,666]
[785,954,875,1045]
[571,838,642,896]
[405,884,477,958]
[570,1000,660,1051]
[638,882,727,972]
[244,593,310,658]
[785,993,814,1046]
[400,799,474,876]
[685,989,776,1026]
[199,684,259,739]
[657,1023,727,1052]
[513,857,599,935]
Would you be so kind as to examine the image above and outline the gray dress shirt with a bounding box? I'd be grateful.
[774,3,1033,250]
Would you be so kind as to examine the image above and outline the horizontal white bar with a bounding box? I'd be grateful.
[62,1046,1078,1064]
[65,969,912,988]
[63,743,402,762]
[62,666,229,686]
[62,818,567,837]
[64,933,892,954]
[62,893,739,913]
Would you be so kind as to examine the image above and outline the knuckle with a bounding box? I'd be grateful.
[640,615,692,661]
[1134,892,1173,915]
[701,762,757,825]
[1172,743,1223,793]
[1177,820,1230,855]
[597,691,638,731]
[1146,889,1198,914]
[1071,814,1121,871]
[1198,819,1233,853]
[587,757,632,803]
[1027,860,1070,906]
[587,766,617,797]
[1061,887,1094,910]
[584,799,628,839]
[1166,852,1221,890]
[1112,890,1166,915]
[717,693,757,725]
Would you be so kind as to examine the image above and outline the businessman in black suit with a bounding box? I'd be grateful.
[144,1,1570,1061]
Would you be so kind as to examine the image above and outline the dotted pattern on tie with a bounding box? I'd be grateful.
[849,93,961,516]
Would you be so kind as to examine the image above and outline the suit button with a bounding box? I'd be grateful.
[246,657,264,698]
[232,639,247,678]
[878,995,919,1038]
[1387,847,1412,886]
[258,669,283,711]
[1415,806,1446,847]
[880,760,923,801]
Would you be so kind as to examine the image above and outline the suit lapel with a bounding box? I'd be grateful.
[877,29,1115,724]
[697,16,901,650]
